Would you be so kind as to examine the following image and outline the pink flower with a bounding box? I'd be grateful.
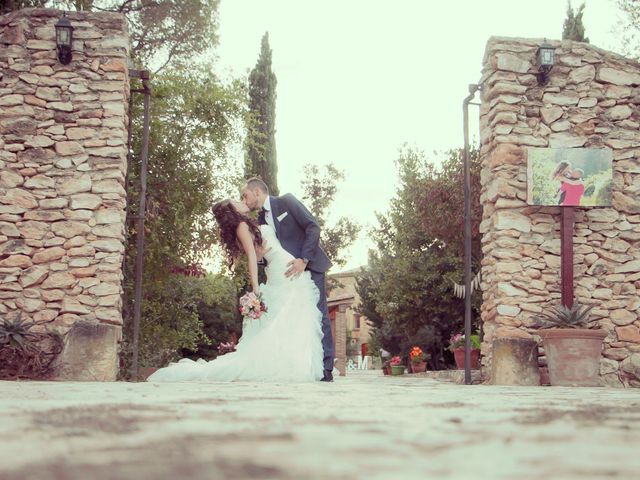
[390,355,402,366]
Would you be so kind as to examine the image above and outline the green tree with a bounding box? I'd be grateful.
[616,0,640,58]
[0,0,46,13]
[127,67,246,283]
[300,164,360,270]
[562,1,590,42]
[245,32,279,195]
[121,66,246,374]
[415,147,482,261]
[356,147,482,369]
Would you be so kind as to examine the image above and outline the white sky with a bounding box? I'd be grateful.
[215,0,623,272]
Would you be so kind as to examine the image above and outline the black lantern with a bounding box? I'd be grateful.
[55,14,74,65]
[537,40,555,86]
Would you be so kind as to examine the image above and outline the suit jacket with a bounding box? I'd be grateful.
[258,193,331,274]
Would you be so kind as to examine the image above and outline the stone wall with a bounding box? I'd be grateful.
[0,8,130,380]
[479,37,640,387]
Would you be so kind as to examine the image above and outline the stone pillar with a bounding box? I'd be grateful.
[491,337,540,385]
[0,8,130,381]
[479,36,640,387]
[335,304,347,376]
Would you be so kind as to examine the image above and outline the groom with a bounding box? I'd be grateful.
[241,177,334,382]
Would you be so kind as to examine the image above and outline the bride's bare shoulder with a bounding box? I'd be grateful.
[236,221,250,234]
[236,222,261,247]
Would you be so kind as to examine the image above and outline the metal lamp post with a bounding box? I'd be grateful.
[462,83,480,385]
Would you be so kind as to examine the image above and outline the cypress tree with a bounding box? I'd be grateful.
[562,1,590,43]
[245,32,279,195]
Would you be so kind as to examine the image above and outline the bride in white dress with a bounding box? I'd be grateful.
[147,199,324,383]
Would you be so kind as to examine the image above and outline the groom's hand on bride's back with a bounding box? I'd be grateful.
[285,258,307,278]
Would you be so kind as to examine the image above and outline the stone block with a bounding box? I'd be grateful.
[54,320,119,381]
[494,210,531,233]
[611,310,637,327]
[0,189,38,209]
[621,354,640,382]
[70,193,102,210]
[55,142,85,157]
[616,325,640,343]
[495,53,531,73]
[568,64,596,83]
[491,337,541,386]
[41,272,77,289]
[597,67,640,86]
[607,105,633,121]
[549,133,587,148]
[52,221,91,238]
[0,255,32,268]
[543,92,580,106]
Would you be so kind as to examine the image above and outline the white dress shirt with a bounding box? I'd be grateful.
[263,196,275,230]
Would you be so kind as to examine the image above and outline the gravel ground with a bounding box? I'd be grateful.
[1,371,639,480]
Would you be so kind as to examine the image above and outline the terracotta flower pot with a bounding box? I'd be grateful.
[390,365,405,375]
[539,328,606,387]
[411,361,427,373]
[453,348,480,370]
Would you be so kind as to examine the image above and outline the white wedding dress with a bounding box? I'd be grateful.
[147,224,325,383]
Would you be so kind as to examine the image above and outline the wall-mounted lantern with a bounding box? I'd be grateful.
[55,13,74,65]
[537,40,555,86]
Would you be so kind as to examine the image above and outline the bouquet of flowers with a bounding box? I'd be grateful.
[239,291,267,320]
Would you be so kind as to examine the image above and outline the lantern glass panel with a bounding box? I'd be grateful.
[57,29,70,45]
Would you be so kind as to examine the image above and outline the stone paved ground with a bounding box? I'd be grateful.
[1,371,640,480]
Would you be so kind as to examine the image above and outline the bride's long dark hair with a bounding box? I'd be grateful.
[212,199,262,268]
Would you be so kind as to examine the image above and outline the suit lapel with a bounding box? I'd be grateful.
[270,196,281,237]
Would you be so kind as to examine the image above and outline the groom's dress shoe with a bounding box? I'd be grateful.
[320,370,333,382]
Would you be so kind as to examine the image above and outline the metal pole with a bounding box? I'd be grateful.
[131,71,151,380]
[560,207,575,308]
[121,89,135,337]
[462,84,479,385]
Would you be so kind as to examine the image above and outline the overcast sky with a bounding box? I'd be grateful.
[215,0,623,272]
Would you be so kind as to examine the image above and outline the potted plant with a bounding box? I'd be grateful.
[382,359,391,375]
[538,303,606,387]
[448,333,481,370]
[409,346,429,373]
[390,355,405,375]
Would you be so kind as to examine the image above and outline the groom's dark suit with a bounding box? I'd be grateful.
[258,194,334,372]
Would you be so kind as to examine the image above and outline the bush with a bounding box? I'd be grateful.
[0,313,63,380]
[120,273,241,375]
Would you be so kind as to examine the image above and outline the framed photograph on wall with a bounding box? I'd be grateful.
[527,148,613,207]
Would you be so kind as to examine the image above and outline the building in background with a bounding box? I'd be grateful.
[327,268,371,374]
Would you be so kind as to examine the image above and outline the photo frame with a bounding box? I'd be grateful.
[527,148,613,207]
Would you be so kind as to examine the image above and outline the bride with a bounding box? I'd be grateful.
[146,199,325,382]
